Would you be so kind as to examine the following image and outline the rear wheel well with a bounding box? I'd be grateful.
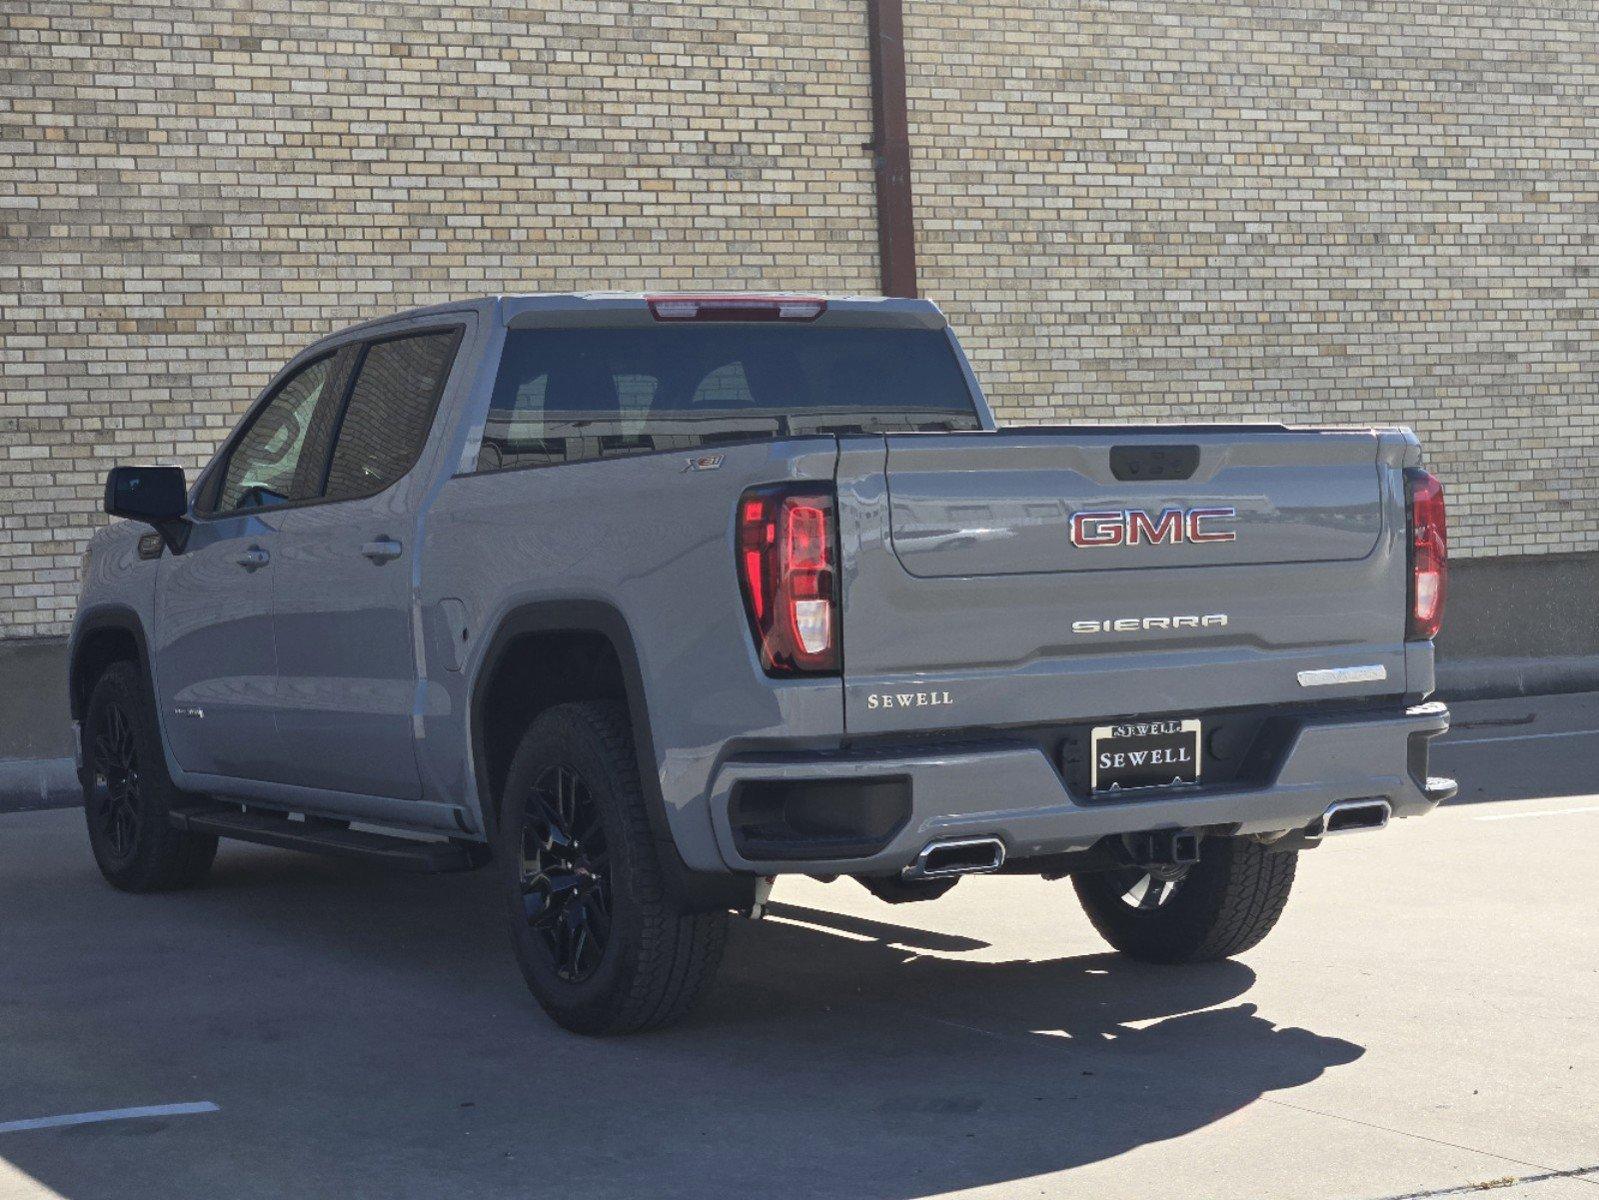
[71,626,143,722]
[477,629,629,834]
[472,611,754,914]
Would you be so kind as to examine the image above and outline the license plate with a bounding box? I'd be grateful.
[1090,718,1202,794]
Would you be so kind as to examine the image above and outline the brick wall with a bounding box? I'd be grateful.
[3,1,1597,638]
[0,1,879,636]
[905,0,1599,559]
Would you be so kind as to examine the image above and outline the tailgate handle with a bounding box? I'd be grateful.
[1110,444,1200,482]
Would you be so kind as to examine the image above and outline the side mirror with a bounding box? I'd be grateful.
[104,466,190,552]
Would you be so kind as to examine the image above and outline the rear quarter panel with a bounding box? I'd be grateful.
[416,439,843,869]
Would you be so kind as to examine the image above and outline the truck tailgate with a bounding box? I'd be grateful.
[838,427,1416,736]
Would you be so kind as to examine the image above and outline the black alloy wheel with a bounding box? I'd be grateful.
[518,763,612,983]
[496,701,728,1034]
[91,699,143,863]
[81,660,217,892]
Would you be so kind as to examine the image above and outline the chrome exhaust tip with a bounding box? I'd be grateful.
[902,836,1006,881]
[1315,798,1392,837]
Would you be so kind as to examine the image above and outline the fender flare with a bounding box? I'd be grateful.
[469,599,662,842]
[69,604,154,721]
[468,598,752,913]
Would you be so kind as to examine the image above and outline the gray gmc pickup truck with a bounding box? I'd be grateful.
[70,292,1454,1033]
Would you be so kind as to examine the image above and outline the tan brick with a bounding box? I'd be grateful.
[3,0,1595,639]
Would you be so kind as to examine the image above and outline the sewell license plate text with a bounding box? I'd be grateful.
[1090,718,1202,794]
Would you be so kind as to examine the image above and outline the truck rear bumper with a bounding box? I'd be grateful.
[704,701,1451,875]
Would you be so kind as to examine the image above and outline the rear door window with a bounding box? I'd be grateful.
[322,327,463,501]
[478,325,980,471]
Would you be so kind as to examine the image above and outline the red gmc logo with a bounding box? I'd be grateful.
[1070,506,1238,548]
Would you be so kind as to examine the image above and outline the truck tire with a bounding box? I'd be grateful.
[496,701,728,1035]
[1072,836,1296,963]
[83,661,218,892]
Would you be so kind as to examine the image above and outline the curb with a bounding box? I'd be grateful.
[1435,655,1599,703]
[0,758,79,814]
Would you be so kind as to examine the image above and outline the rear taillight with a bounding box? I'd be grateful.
[647,294,826,322]
[736,485,840,675]
[1406,468,1447,641]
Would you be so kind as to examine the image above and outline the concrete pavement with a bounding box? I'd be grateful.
[0,695,1595,1199]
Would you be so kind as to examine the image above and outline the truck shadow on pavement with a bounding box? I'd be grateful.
[701,900,1365,1193]
[0,820,1366,1200]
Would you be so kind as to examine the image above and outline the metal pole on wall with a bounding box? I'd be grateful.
[866,0,918,299]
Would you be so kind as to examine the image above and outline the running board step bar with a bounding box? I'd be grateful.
[168,806,489,874]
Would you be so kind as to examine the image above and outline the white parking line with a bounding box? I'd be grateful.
[0,1101,219,1135]
[1475,805,1599,823]
[1445,728,1599,747]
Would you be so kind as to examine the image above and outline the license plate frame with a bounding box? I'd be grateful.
[1090,718,1203,795]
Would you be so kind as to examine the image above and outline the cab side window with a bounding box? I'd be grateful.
[212,354,337,514]
[323,328,462,502]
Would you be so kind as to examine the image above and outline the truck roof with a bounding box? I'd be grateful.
[309,292,947,346]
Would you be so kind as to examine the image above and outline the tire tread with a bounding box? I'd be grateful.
[1074,837,1296,964]
[500,701,726,1034]
[578,702,727,1033]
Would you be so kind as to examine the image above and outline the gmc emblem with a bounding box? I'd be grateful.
[1070,506,1237,548]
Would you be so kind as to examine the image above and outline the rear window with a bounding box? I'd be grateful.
[477,325,980,471]
[324,328,462,501]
